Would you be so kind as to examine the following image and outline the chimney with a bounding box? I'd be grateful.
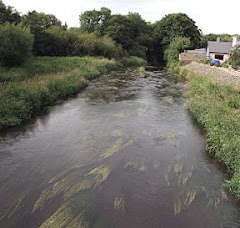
[232,36,239,47]
[216,37,221,42]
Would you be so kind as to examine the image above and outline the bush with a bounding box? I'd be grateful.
[229,45,240,69]
[164,36,191,66]
[0,23,34,67]
[120,56,147,67]
[68,30,123,59]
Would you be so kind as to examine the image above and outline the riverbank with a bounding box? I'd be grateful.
[178,62,240,198]
[0,56,146,130]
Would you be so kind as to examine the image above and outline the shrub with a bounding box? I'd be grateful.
[120,56,147,67]
[164,36,191,66]
[0,23,34,67]
[229,45,240,69]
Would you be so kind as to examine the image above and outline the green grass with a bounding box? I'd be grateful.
[0,56,146,130]
[185,75,240,198]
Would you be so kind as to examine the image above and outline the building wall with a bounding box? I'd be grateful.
[179,53,207,64]
[209,53,229,63]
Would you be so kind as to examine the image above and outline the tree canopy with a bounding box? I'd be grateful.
[0,23,34,67]
[0,1,21,24]
[21,11,63,56]
[153,13,201,48]
[79,7,111,35]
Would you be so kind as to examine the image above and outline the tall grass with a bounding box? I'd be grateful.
[0,56,146,129]
[185,75,240,198]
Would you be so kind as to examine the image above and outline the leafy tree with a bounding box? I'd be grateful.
[229,45,240,69]
[44,26,69,56]
[79,7,111,35]
[164,36,191,64]
[0,1,21,24]
[200,33,234,48]
[105,13,150,57]
[67,29,123,58]
[152,13,201,63]
[22,11,63,55]
[0,23,34,67]
[153,13,201,48]
[105,14,134,51]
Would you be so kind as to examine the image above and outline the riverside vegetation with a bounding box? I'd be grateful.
[177,67,240,199]
[0,56,146,129]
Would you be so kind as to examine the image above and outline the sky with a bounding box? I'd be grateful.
[3,0,240,35]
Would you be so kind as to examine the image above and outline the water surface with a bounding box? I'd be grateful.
[0,68,240,228]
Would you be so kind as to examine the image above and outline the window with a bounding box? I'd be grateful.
[215,54,224,60]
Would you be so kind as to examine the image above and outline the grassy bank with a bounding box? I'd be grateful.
[180,68,240,198]
[0,56,146,130]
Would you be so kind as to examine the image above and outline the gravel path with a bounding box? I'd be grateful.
[182,62,240,85]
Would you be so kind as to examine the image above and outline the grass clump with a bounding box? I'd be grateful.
[119,56,147,67]
[186,76,240,198]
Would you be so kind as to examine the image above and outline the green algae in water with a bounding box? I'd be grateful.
[124,160,147,173]
[101,137,125,159]
[173,197,182,215]
[114,196,125,211]
[64,165,112,200]
[166,153,229,216]
[33,164,112,212]
[39,201,89,228]
[101,136,138,159]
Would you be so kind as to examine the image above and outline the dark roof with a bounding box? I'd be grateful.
[208,41,232,54]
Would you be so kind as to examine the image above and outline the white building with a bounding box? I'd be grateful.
[207,36,240,63]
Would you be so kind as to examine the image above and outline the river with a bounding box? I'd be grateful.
[0,68,240,228]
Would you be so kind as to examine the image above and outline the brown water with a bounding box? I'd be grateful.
[0,68,240,228]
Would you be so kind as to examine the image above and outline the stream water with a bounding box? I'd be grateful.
[0,68,240,228]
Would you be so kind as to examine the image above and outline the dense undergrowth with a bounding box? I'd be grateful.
[0,56,146,130]
[181,69,240,198]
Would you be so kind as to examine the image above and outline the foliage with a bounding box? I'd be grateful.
[67,29,123,58]
[119,56,147,67]
[21,10,63,55]
[164,36,191,65]
[153,13,201,48]
[229,45,240,69]
[105,13,150,57]
[44,26,69,56]
[186,76,240,198]
[0,23,34,67]
[220,61,230,68]
[200,33,234,47]
[79,7,111,35]
[0,1,21,24]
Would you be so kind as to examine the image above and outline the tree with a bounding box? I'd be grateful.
[229,45,240,69]
[44,26,69,56]
[0,23,34,67]
[66,28,123,58]
[0,1,21,24]
[22,11,63,55]
[153,13,201,48]
[164,36,191,64]
[79,7,111,35]
[105,14,134,51]
[105,13,150,57]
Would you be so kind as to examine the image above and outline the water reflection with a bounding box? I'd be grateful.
[0,68,240,228]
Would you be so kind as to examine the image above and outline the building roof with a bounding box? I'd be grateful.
[208,41,232,54]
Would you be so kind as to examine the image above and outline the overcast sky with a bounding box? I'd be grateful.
[3,0,240,35]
